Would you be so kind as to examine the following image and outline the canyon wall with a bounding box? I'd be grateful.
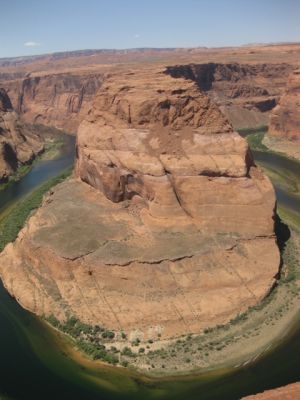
[269,69,300,142]
[0,67,280,340]
[2,71,104,133]
[166,63,294,129]
[0,88,43,182]
[0,62,294,135]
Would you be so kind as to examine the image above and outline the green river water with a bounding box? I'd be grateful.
[0,134,299,400]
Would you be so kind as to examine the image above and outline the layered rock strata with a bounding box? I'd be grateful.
[0,88,43,182]
[269,69,300,142]
[2,72,104,132]
[0,68,280,340]
[166,63,293,129]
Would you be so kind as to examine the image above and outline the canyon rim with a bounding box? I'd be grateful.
[0,65,280,344]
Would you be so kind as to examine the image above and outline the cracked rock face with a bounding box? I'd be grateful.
[0,68,280,340]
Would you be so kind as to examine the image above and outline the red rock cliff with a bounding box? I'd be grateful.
[0,67,280,340]
[269,69,300,142]
[0,88,43,182]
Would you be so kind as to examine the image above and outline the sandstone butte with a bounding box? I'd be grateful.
[0,88,43,182]
[0,66,280,341]
[269,68,300,143]
[242,382,300,399]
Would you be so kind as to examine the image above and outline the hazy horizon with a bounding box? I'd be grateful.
[2,41,300,61]
[1,0,300,58]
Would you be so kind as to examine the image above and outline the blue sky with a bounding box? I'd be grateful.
[1,0,299,58]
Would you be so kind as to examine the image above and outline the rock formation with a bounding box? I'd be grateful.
[269,69,300,142]
[2,71,104,133]
[242,382,300,399]
[1,46,298,135]
[166,63,293,130]
[0,67,280,340]
[0,88,43,182]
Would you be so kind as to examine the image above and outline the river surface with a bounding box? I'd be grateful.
[0,134,300,400]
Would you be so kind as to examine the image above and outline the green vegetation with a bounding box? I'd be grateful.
[237,125,268,137]
[0,168,72,252]
[0,126,67,192]
[0,164,33,192]
[245,131,269,151]
[46,315,125,365]
[41,136,65,161]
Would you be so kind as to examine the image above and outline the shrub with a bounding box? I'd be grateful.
[122,347,134,357]
[102,330,115,339]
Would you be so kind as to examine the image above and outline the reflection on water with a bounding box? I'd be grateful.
[0,135,300,399]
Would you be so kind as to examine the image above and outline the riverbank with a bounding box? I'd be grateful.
[0,125,68,192]
[0,168,72,252]
[263,135,300,161]
[9,129,297,378]
[239,126,300,163]
[0,129,299,399]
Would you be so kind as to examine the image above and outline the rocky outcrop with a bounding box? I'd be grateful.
[0,67,280,341]
[2,72,104,133]
[0,62,294,134]
[269,69,300,142]
[242,382,300,399]
[166,63,294,129]
[0,88,43,182]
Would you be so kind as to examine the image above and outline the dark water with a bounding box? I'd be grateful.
[0,135,300,399]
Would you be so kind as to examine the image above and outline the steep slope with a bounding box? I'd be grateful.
[2,71,105,132]
[0,67,280,341]
[0,88,43,182]
[166,63,293,129]
[269,69,300,142]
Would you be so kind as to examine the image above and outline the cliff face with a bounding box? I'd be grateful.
[166,63,293,129]
[0,67,280,340]
[3,72,104,133]
[0,63,293,134]
[0,88,43,182]
[269,69,300,142]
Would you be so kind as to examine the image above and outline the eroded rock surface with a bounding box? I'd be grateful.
[269,69,300,143]
[0,88,43,182]
[166,63,293,130]
[0,68,280,340]
[3,72,104,133]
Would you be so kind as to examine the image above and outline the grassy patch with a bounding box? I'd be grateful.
[46,315,121,365]
[245,131,269,152]
[0,168,72,252]
[237,125,268,137]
